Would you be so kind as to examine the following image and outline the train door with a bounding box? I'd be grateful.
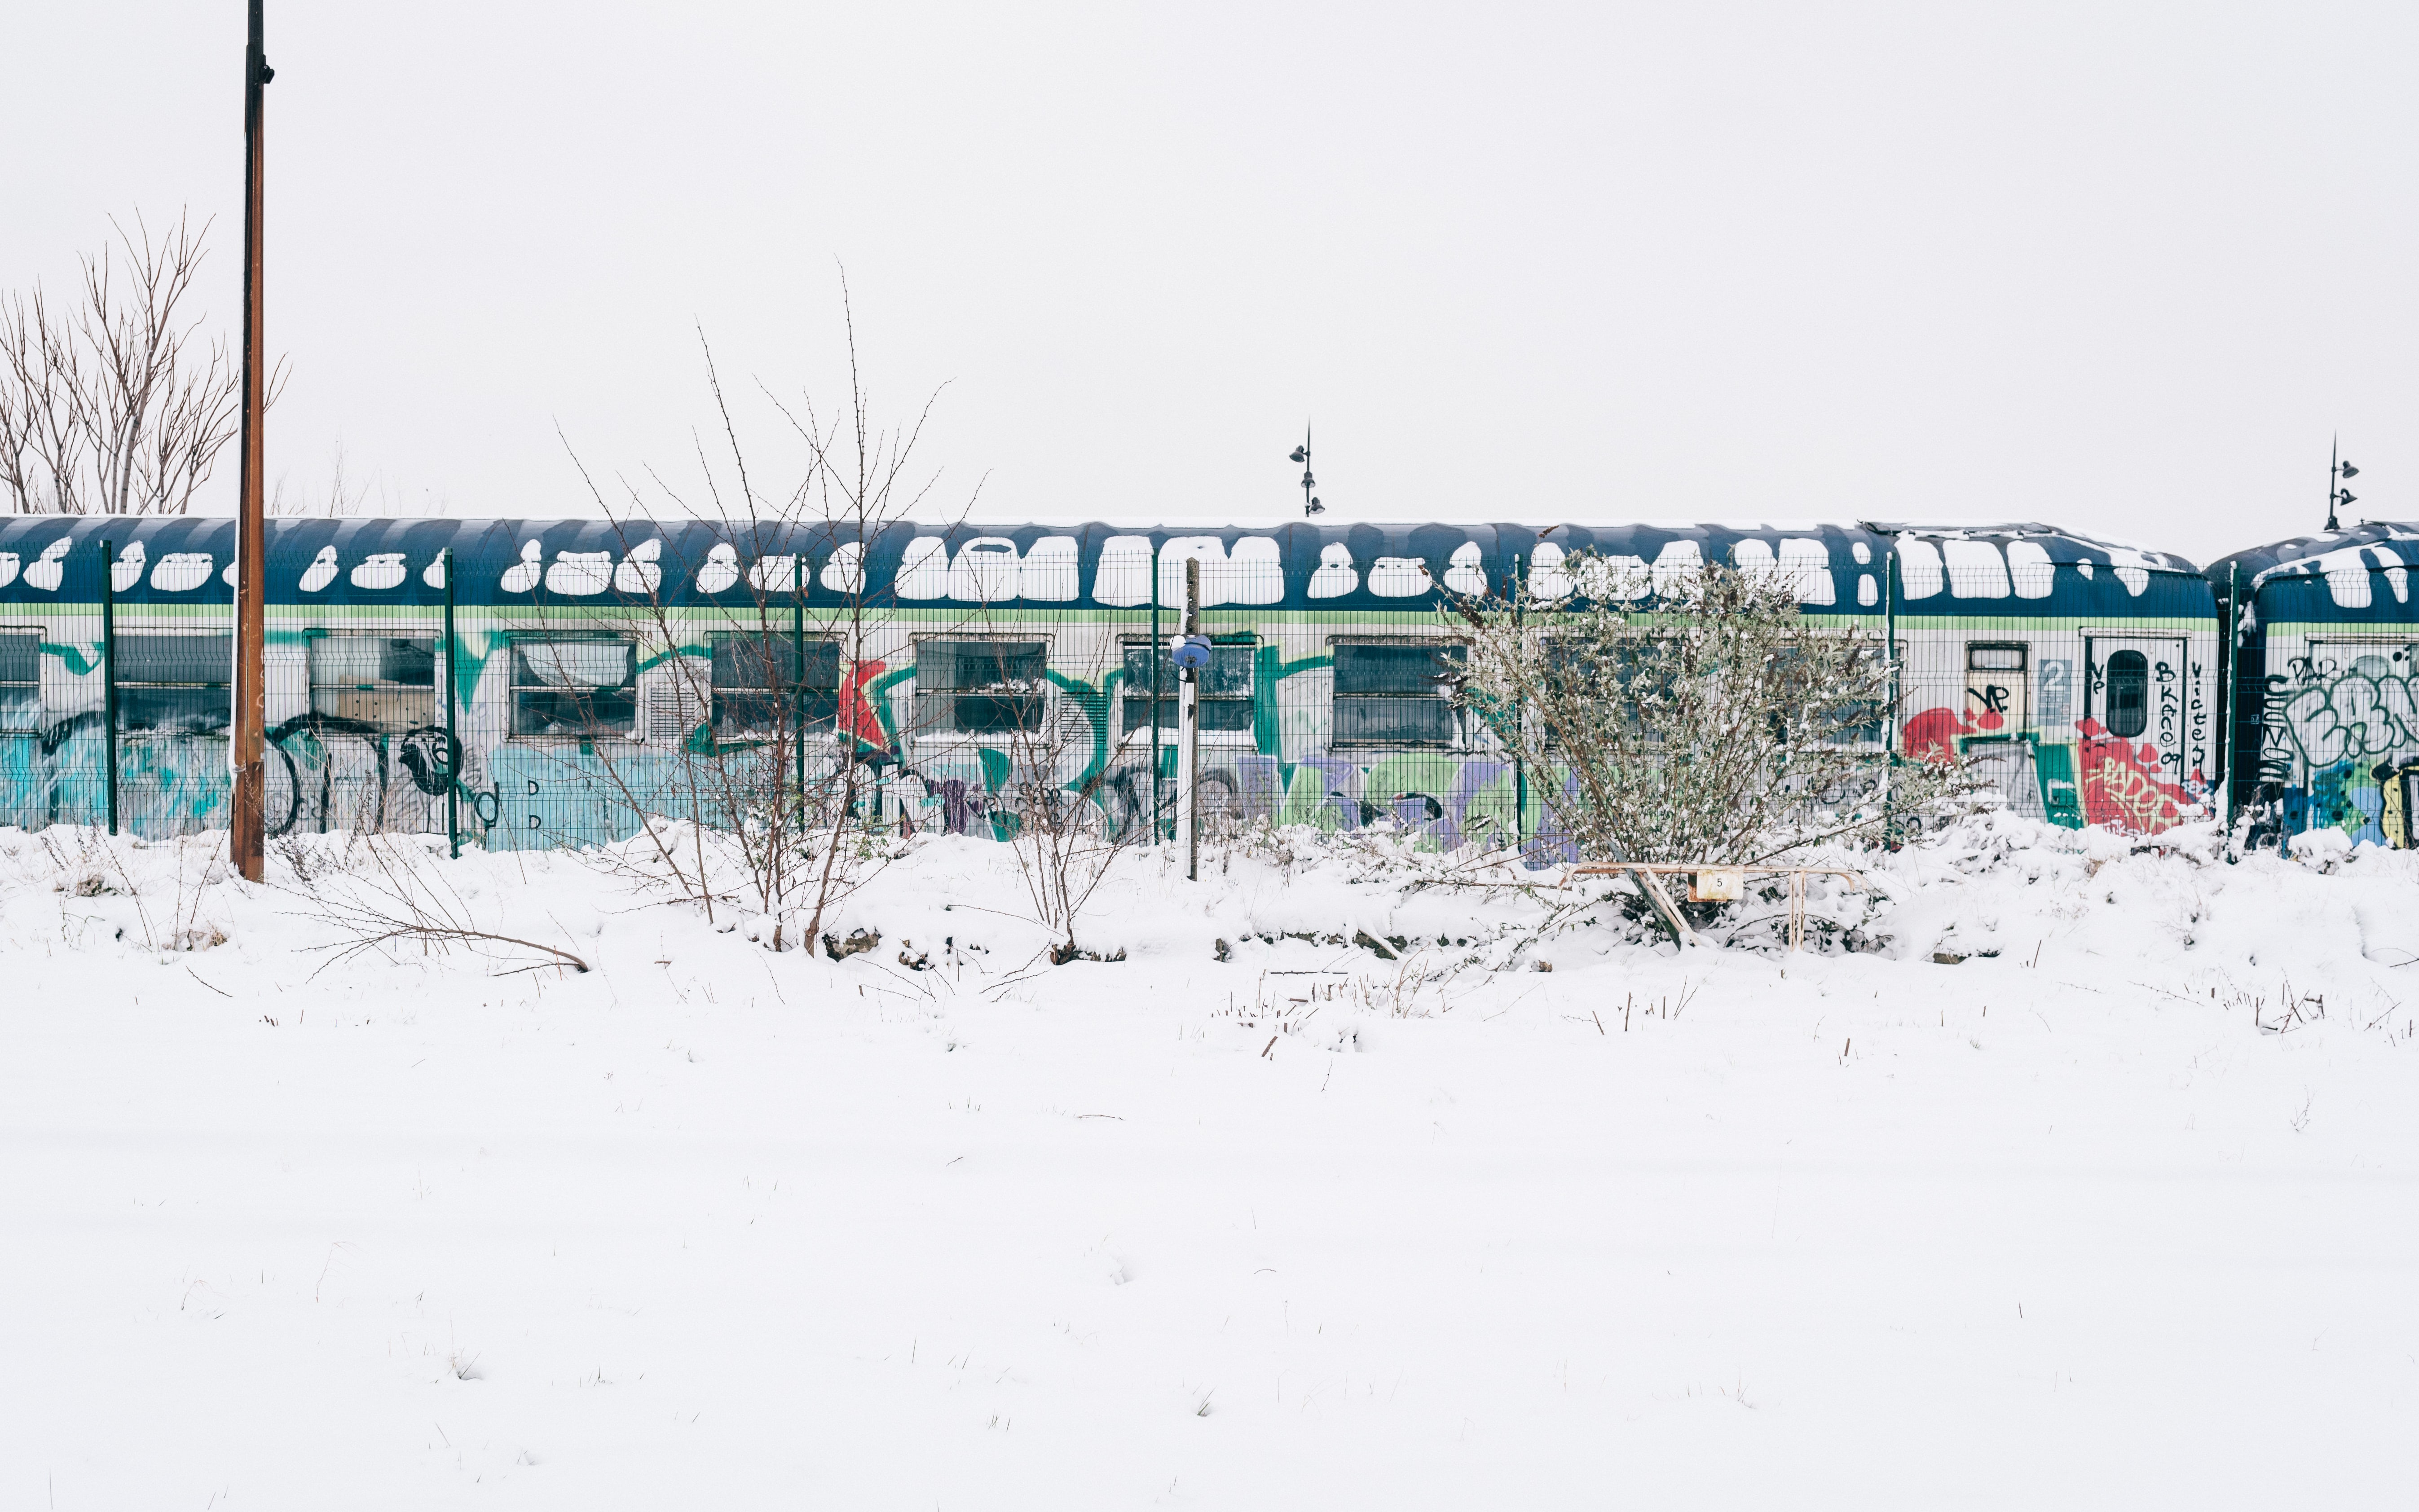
[2084,632,2188,782]
[1963,643,2028,736]
[1956,642,2037,816]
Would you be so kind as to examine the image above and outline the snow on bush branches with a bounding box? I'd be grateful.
[1445,554,1970,866]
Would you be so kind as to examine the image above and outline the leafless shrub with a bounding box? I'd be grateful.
[985,648,1146,965]
[0,210,286,515]
[555,288,981,949]
[287,835,589,976]
[2242,976,2325,1036]
[35,828,230,952]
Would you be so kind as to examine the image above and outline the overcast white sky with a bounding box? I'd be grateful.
[6,3,2413,560]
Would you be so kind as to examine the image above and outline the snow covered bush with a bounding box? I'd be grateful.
[1448,555,1968,866]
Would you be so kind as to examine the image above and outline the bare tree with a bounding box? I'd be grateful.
[988,645,1145,965]
[0,211,282,515]
[560,287,984,950]
[1448,554,1968,866]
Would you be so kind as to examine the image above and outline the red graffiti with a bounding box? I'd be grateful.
[840,659,889,748]
[1900,707,2206,835]
[1900,705,1982,763]
[2076,717,2197,834]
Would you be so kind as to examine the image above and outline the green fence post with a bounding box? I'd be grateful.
[1883,547,1899,848]
[1508,549,1525,856]
[443,546,460,860]
[1150,537,1163,843]
[101,537,119,836]
[2219,562,2238,842]
[793,554,808,829]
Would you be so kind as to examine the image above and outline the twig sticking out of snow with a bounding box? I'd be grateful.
[283,836,590,977]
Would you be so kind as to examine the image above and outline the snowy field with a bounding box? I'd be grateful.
[4,816,2415,1509]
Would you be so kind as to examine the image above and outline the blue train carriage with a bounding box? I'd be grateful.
[1,515,1895,851]
[1865,525,2220,834]
[2206,523,2419,849]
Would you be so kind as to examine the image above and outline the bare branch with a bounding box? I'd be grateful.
[0,209,268,515]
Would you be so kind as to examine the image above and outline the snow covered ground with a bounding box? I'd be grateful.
[3,816,2415,1508]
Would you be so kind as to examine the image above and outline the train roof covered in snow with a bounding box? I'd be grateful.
[2203,522,2419,625]
[1858,523,2211,620]
[0,515,2210,620]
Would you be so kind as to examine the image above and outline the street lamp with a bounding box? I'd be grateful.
[1290,424,1322,516]
[2328,435,2359,532]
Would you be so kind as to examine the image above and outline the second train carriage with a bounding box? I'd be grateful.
[0,514,2223,851]
[1875,525,2219,833]
[2208,522,2419,850]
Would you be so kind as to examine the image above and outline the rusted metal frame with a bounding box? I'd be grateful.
[1565,862,1862,879]
[1566,861,1864,952]
[1634,866,1698,947]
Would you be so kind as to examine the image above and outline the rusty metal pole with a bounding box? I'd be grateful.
[230,1,272,881]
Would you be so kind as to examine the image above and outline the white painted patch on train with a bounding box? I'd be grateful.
[347,553,406,591]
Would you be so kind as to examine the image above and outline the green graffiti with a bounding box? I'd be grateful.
[1277,764,1336,830]
[1044,667,1117,793]
[866,665,917,750]
[39,643,99,677]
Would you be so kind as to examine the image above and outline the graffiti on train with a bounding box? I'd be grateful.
[0,715,468,839]
[1897,704,2205,835]
[2249,648,2419,847]
[2270,649,2419,769]
[475,741,1571,861]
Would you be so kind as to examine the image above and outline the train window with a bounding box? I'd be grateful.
[2103,649,2148,739]
[308,634,437,732]
[710,633,840,736]
[915,640,1046,735]
[1964,643,2028,733]
[117,631,232,733]
[1122,637,1255,734]
[510,633,638,737]
[0,630,36,731]
[1534,635,1663,745]
[1332,639,1466,747]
